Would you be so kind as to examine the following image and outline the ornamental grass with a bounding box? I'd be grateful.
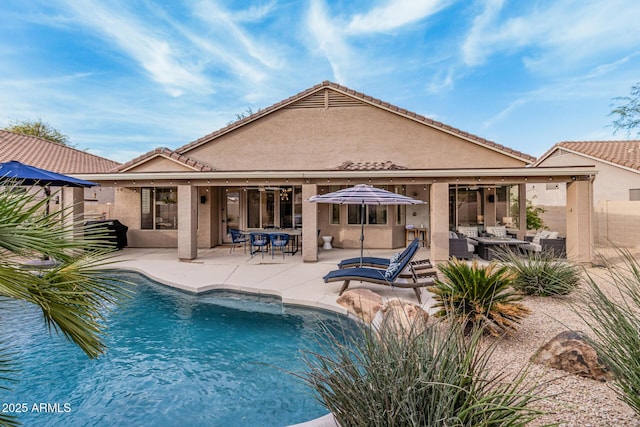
[298,317,547,427]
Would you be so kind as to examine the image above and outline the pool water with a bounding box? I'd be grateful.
[0,272,357,426]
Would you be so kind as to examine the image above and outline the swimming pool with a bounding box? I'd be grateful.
[0,271,357,426]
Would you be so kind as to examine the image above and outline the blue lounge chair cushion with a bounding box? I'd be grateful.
[337,238,419,269]
[389,252,401,264]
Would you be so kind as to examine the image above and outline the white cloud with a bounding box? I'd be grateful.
[306,0,352,83]
[231,1,277,23]
[462,0,640,73]
[348,0,451,34]
[192,0,283,70]
[306,0,452,84]
[56,0,212,96]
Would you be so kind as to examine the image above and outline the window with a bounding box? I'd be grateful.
[347,185,390,225]
[141,187,177,230]
[631,189,640,201]
[245,186,302,229]
[331,204,340,224]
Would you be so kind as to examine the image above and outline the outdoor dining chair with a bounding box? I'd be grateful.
[250,232,270,258]
[229,229,248,254]
[269,233,290,259]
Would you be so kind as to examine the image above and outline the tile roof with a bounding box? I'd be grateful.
[115,147,214,172]
[334,161,408,171]
[536,140,640,172]
[175,81,536,164]
[0,130,120,173]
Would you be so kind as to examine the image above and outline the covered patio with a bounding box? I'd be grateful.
[76,81,597,265]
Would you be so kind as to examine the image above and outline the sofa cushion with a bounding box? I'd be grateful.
[458,226,478,238]
[532,232,543,244]
[529,243,542,252]
[487,226,507,237]
[547,231,559,240]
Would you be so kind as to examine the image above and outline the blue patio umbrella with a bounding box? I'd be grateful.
[0,160,97,188]
[308,184,425,266]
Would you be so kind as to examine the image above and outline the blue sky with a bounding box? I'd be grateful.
[1,0,639,163]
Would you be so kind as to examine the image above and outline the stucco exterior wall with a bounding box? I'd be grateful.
[534,151,640,205]
[124,156,196,173]
[184,105,526,171]
[532,150,640,247]
[595,201,640,248]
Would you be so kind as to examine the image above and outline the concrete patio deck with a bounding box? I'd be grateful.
[110,245,438,315]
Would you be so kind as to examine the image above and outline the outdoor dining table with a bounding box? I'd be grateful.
[470,236,528,261]
[242,229,302,255]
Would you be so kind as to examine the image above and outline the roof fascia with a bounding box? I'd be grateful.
[77,166,598,183]
[118,153,203,173]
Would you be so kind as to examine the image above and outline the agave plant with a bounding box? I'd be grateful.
[497,248,582,296]
[431,259,530,336]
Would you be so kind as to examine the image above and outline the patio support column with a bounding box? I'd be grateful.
[517,183,527,239]
[62,187,85,241]
[566,179,593,264]
[430,182,449,263]
[177,184,197,261]
[302,183,318,262]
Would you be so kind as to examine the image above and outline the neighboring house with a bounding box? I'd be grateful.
[532,140,640,248]
[76,81,596,263]
[0,130,121,219]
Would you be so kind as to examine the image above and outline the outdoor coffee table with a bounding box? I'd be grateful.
[471,237,528,261]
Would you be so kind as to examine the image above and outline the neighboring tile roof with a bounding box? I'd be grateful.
[175,81,536,164]
[0,130,120,173]
[334,161,408,171]
[536,140,640,172]
[115,147,214,172]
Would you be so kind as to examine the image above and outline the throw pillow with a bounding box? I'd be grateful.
[384,261,401,280]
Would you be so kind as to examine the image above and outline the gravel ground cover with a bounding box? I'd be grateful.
[485,249,640,426]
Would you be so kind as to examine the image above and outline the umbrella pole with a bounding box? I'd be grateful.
[360,203,365,267]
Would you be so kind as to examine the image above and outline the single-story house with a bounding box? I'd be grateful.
[532,140,640,247]
[0,129,120,219]
[76,81,597,263]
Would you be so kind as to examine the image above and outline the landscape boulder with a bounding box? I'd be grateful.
[336,289,383,323]
[530,330,613,382]
[378,299,430,336]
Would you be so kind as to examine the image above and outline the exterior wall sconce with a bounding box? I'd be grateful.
[200,195,206,204]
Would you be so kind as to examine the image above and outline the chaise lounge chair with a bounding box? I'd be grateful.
[323,242,435,304]
[337,238,433,270]
[337,238,418,268]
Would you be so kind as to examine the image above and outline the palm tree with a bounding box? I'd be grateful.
[0,183,127,427]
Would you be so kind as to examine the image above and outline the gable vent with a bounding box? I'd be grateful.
[286,89,365,109]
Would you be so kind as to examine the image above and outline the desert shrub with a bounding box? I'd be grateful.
[431,259,530,336]
[298,319,546,426]
[497,249,582,296]
[575,248,640,415]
